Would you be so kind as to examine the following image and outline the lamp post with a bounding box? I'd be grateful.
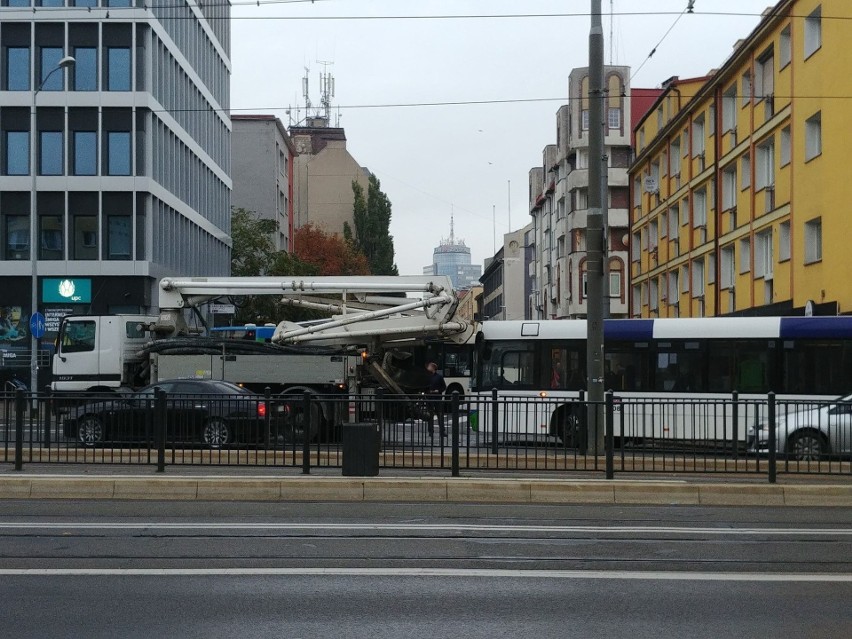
[30,55,74,399]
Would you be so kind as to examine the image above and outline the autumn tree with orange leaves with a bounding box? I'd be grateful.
[293,223,371,276]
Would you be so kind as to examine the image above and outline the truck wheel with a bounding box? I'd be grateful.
[283,402,320,444]
[202,418,231,448]
[77,415,104,447]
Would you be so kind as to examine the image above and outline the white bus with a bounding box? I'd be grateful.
[470,317,852,447]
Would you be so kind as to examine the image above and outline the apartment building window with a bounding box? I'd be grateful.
[779,24,791,68]
[670,139,681,172]
[805,112,822,161]
[610,272,622,299]
[4,131,29,175]
[631,232,640,261]
[107,131,131,175]
[722,85,737,132]
[633,177,641,208]
[667,270,679,305]
[780,126,791,166]
[649,278,659,311]
[5,47,30,91]
[779,220,791,262]
[39,131,63,175]
[649,220,658,250]
[739,238,751,273]
[72,213,98,260]
[72,47,97,91]
[638,129,645,150]
[756,48,774,100]
[660,211,668,239]
[106,47,131,91]
[741,153,751,189]
[581,109,589,130]
[741,71,752,107]
[721,245,735,289]
[804,217,822,264]
[680,197,689,226]
[692,114,705,156]
[708,253,716,284]
[608,107,621,129]
[722,165,737,211]
[668,205,678,238]
[39,214,63,260]
[756,138,775,190]
[694,188,707,227]
[804,6,822,59]
[632,285,641,315]
[657,107,664,130]
[39,47,64,91]
[650,160,660,187]
[73,131,97,175]
[692,258,705,297]
[755,229,773,279]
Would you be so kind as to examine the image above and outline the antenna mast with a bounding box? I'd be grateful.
[318,60,335,123]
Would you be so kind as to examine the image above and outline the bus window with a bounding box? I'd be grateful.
[605,344,649,391]
[654,341,705,392]
[782,340,852,395]
[480,343,535,390]
[60,320,96,353]
[708,340,774,393]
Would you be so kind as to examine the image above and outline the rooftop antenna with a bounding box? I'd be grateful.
[449,209,456,245]
[609,0,614,65]
[301,67,312,115]
[317,60,335,123]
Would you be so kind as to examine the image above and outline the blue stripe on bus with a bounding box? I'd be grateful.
[780,317,852,339]
[604,319,654,341]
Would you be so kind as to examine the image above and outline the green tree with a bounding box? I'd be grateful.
[351,174,399,275]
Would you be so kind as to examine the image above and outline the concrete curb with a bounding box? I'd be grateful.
[1,475,851,506]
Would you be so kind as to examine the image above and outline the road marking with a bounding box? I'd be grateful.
[0,522,850,536]
[0,567,850,581]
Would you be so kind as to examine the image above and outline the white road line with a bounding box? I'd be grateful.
[0,568,850,581]
[0,522,850,536]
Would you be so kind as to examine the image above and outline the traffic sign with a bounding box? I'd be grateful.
[30,312,46,339]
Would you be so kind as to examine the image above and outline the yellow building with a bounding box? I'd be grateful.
[630,0,852,317]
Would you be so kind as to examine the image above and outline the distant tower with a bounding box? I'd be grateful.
[423,215,482,290]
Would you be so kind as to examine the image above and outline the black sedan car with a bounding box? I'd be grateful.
[63,379,277,447]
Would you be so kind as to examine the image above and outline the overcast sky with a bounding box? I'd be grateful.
[231,0,775,276]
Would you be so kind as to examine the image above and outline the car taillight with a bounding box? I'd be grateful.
[257,402,267,418]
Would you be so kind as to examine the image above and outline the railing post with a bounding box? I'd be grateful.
[155,388,166,473]
[451,391,460,477]
[302,390,311,475]
[605,391,614,479]
[14,389,24,471]
[731,390,739,460]
[767,392,776,484]
[491,388,499,455]
[42,387,52,449]
[264,386,272,448]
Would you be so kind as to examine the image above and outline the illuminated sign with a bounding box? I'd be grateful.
[42,278,92,304]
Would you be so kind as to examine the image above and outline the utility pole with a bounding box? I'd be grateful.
[586,0,606,453]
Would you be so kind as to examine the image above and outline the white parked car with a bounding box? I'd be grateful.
[750,395,852,461]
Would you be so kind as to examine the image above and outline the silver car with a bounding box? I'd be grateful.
[750,395,852,461]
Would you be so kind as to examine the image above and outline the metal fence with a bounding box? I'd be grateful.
[2,388,851,481]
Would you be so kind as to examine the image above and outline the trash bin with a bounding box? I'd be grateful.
[342,422,381,476]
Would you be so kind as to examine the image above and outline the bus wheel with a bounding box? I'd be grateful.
[552,405,587,450]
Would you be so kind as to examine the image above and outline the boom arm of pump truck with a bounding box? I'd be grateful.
[154,275,474,349]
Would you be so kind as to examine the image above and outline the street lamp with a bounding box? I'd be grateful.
[30,55,74,398]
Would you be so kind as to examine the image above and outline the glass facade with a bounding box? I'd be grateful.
[39,131,63,175]
[106,47,130,91]
[73,47,97,91]
[107,131,131,175]
[5,131,29,175]
[6,47,29,91]
[39,47,64,90]
[73,131,97,175]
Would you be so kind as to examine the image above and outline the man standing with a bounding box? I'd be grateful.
[426,361,447,439]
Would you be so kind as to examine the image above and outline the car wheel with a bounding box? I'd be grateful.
[788,430,828,461]
[202,418,231,448]
[77,415,104,447]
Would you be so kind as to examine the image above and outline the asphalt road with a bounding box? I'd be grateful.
[1,501,850,638]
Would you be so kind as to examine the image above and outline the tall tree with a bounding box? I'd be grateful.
[351,174,399,275]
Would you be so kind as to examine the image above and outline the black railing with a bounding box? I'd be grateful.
[2,388,852,481]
